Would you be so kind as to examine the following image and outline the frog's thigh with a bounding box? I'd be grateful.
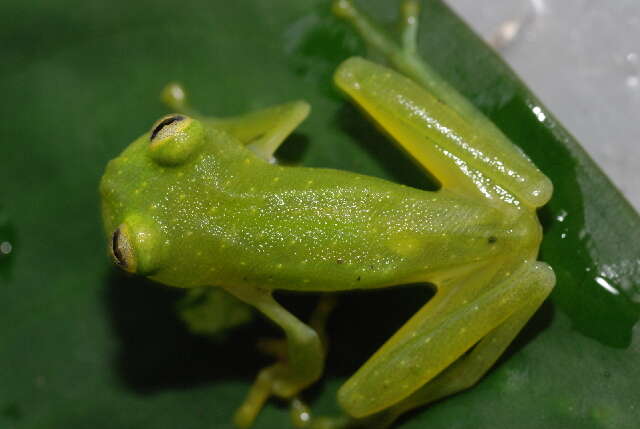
[223,285,323,428]
[334,58,552,207]
[384,269,553,422]
[338,262,555,418]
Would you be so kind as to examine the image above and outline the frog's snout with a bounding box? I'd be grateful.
[148,114,204,166]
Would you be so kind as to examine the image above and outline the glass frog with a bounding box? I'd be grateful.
[100,1,555,428]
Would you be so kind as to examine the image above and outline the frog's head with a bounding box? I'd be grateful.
[100,114,211,279]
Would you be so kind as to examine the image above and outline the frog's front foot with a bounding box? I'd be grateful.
[234,362,316,428]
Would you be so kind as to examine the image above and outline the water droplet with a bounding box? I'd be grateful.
[556,209,568,222]
[595,276,620,296]
[531,105,546,122]
[0,241,11,255]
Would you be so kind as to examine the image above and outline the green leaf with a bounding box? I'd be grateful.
[0,1,638,428]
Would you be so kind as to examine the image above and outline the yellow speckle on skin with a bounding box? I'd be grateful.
[240,261,247,266]
[179,194,186,200]
[177,172,184,177]
[390,234,421,258]
[186,231,193,236]
[196,251,202,257]
[306,180,314,186]
[244,158,251,164]
[276,263,283,269]
[273,177,280,182]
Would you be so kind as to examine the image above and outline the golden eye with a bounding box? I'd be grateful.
[110,224,136,273]
[150,114,186,141]
[109,216,167,275]
[148,114,204,166]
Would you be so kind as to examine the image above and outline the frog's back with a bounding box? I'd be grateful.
[102,127,524,292]
[150,143,516,290]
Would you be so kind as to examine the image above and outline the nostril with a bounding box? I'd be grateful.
[150,115,185,140]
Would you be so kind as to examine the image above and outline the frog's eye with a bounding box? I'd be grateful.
[148,114,204,166]
[151,114,186,140]
[111,224,137,273]
[109,215,167,275]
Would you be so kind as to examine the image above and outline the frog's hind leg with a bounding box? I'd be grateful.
[370,269,554,426]
[336,262,555,422]
[332,0,461,109]
[334,56,552,210]
[333,1,552,209]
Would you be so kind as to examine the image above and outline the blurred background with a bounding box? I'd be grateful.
[448,0,640,210]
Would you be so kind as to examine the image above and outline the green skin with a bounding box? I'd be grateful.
[100,1,555,428]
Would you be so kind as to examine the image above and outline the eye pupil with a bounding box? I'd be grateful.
[150,115,186,140]
[112,228,127,267]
